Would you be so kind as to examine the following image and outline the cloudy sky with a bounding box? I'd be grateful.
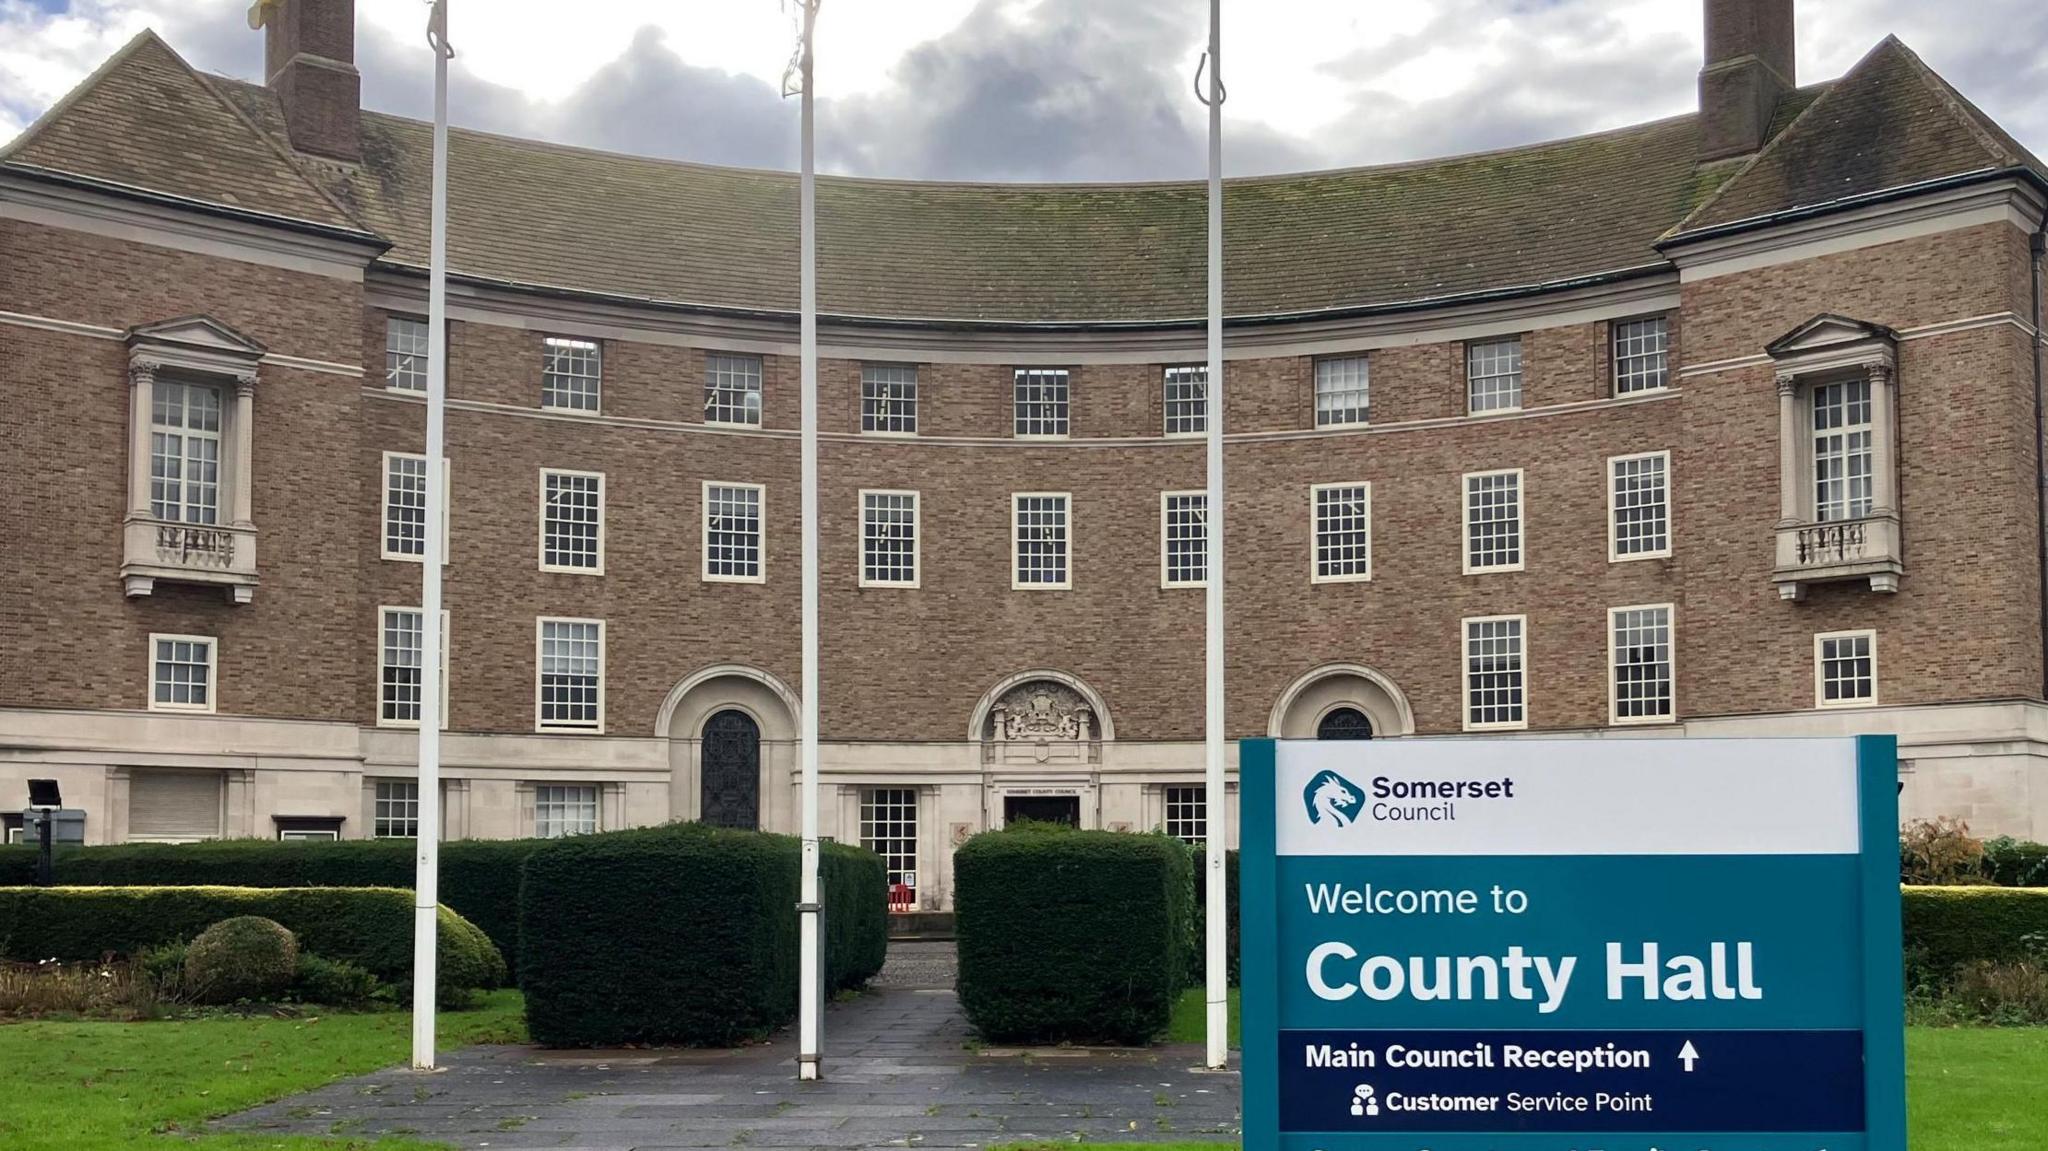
[3,0,2043,181]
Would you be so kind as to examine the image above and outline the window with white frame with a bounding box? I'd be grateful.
[1463,470,1523,573]
[706,352,764,426]
[1312,483,1372,581]
[373,779,420,838]
[540,469,604,573]
[861,363,917,434]
[277,822,341,841]
[541,337,601,412]
[1314,356,1371,427]
[1160,491,1207,587]
[149,634,216,713]
[1612,317,1670,394]
[860,490,919,587]
[1467,338,1523,413]
[703,483,764,581]
[1163,365,1207,435]
[536,618,603,731]
[1609,451,1670,560]
[385,316,429,391]
[1815,630,1877,708]
[1464,615,1527,730]
[1164,785,1207,844]
[1812,377,1874,522]
[1610,605,1674,723]
[379,607,447,727]
[381,452,449,561]
[535,784,599,838]
[151,379,223,524]
[1013,493,1071,588]
[1013,369,1070,437]
[860,787,918,896]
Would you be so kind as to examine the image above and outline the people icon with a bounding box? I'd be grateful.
[1350,1085,1380,1117]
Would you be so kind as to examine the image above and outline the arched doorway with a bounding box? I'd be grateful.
[1316,706,1375,740]
[700,709,761,829]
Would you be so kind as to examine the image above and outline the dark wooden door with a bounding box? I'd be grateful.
[700,709,761,829]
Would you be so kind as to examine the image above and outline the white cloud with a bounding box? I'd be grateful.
[1,0,2042,179]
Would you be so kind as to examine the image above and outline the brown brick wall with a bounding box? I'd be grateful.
[7,216,2043,748]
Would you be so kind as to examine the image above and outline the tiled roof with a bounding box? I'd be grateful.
[0,33,360,233]
[1674,36,2047,235]
[3,29,2032,324]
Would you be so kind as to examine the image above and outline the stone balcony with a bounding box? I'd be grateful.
[121,517,259,603]
[1773,515,1901,600]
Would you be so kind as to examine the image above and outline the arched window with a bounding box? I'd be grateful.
[1317,707,1374,741]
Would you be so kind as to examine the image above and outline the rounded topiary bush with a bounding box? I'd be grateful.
[183,916,299,1004]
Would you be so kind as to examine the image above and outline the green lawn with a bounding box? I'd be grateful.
[0,990,527,1151]
[1167,989,2048,1150]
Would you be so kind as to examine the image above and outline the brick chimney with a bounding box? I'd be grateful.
[264,0,361,163]
[1698,0,1796,161]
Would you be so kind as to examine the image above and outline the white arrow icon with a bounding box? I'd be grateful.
[1678,1040,1701,1072]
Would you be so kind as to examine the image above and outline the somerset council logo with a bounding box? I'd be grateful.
[1303,769,1366,828]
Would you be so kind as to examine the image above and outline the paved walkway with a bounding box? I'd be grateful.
[218,944,1242,1151]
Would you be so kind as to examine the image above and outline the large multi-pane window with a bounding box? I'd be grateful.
[150,379,222,524]
[541,337,601,412]
[385,317,429,391]
[1314,357,1371,427]
[540,469,604,573]
[1609,451,1671,560]
[1815,630,1877,708]
[1013,493,1071,589]
[1812,377,1874,522]
[1464,615,1527,730]
[372,779,420,838]
[534,784,598,838]
[378,607,447,727]
[861,364,918,434]
[1163,366,1207,435]
[1312,483,1372,582]
[1013,369,1071,437]
[703,483,765,581]
[536,618,603,731]
[706,353,765,426]
[1610,604,1675,724]
[381,453,448,561]
[1612,317,1670,394]
[1463,470,1523,573]
[1164,785,1207,844]
[860,490,919,587]
[1466,338,1523,413]
[1160,491,1207,587]
[860,787,919,898]
[149,634,215,713]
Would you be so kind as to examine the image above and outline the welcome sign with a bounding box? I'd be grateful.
[1239,736,1906,1151]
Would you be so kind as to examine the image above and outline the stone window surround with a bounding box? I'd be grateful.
[1462,613,1529,732]
[538,467,606,575]
[377,605,450,729]
[1608,602,1677,726]
[122,318,263,604]
[1814,628,1880,710]
[1768,316,1902,600]
[858,488,921,589]
[147,632,217,715]
[1461,468,1525,575]
[516,779,624,838]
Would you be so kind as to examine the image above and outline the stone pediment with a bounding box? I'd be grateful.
[1766,314,1898,378]
[127,315,268,357]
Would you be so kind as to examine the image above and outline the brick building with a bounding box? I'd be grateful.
[2,0,2044,907]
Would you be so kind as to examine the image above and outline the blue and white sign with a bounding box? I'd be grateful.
[1240,736,1906,1151]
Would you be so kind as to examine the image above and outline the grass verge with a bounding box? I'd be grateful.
[0,990,527,1151]
[1167,989,2047,1150]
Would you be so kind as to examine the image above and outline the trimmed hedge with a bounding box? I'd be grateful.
[518,823,886,1047]
[1902,886,2048,978]
[1982,838,2048,887]
[0,885,506,997]
[0,838,535,975]
[956,826,1194,1045]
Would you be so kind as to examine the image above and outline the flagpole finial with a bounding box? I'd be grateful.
[426,0,455,59]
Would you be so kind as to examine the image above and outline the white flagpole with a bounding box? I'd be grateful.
[1200,0,1229,1073]
[794,0,825,1083]
[412,0,454,1073]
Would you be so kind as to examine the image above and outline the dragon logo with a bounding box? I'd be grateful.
[1303,770,1366,828]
